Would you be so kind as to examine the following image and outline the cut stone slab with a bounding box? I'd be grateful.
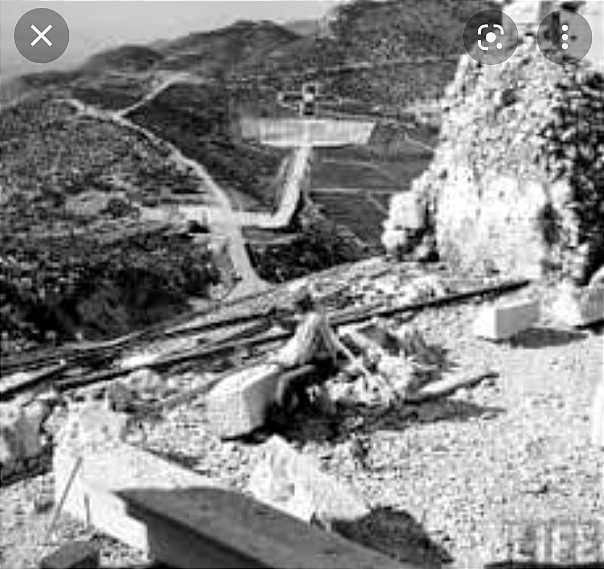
[472,298,540,340]
[247,435,370,526]
[53,443,213,553]
[205,362,282,438]
[39,541,99,569]
[54,443,404,569]
[552,284,604,327]
[206,363,315,438]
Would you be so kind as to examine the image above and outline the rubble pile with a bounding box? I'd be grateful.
[383,36,604,283]
[349,271,449,307]
[330,322,447,407]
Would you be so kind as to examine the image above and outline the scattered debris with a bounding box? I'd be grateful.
[334,322,447,406]
[247,435,370,526]
[473,298,540,341]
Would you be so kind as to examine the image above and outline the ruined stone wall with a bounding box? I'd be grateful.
[384,34,603,283]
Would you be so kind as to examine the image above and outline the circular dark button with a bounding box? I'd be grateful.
[14,8,69,64]
[537,9,592,64]
[463,9,519,65]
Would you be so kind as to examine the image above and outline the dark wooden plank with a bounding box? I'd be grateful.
[119,487,408,569]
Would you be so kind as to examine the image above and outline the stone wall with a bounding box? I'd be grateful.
[383,31,604,283]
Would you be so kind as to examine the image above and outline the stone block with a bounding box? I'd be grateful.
[205,362,282,438]
[247,435,369,526]
[473,298,540,340]
[53,443,216,553]
[39,541,99,569]
[552,284,604,327]
[53,443,402,569]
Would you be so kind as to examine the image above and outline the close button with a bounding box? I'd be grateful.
[14,8,69,64]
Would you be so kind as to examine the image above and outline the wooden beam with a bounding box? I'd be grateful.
[13,279,529,396]
[404,370,498,403]
[54,443,407,569]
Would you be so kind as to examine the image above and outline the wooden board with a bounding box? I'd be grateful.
[54,443,407,569]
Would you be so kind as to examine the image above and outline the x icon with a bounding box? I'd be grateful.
[30,24,52,47]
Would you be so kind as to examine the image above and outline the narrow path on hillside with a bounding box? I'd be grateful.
[62,94,313,299]
[116,72,205,118]
[62,97,267,299]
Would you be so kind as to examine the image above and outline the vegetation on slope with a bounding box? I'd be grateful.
[0,95,219,352]
[127,83,288,209]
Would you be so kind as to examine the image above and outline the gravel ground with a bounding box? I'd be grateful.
[1,270,602,569]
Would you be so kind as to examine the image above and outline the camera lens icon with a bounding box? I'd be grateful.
[464,10,519,65]
[479,25,504,51]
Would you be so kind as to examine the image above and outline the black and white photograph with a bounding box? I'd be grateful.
[0,0,603,567]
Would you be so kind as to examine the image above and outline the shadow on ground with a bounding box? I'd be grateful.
[264,397,504,444]
[331,505,453,569]
[145,448,199,470]
[510,327,588,349]
[116,486,450,568]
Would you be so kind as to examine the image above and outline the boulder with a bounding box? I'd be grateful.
[55,403,131,457]
[552,283,604,327]
[247,436,369,526]
[589,265,604,286]
[105,381,135,411]
[0,399,49,465]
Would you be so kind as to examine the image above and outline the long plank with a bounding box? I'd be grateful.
[56,279,529,392]
[55,443,407,569]
[405,370,498,403]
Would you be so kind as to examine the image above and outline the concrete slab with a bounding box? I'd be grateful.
[240,118,375,147]
[53,443,407,569]
[473,298,540,340]
[53,443,214,553]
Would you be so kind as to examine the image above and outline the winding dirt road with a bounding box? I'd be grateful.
[62,93,311,300]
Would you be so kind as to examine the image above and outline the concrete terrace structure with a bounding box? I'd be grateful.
[240,118,375,148]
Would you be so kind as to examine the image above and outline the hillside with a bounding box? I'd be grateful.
[383,5,604,285]
[0,95,220,352]
[126,83,288,210]
[1,0,506,351]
